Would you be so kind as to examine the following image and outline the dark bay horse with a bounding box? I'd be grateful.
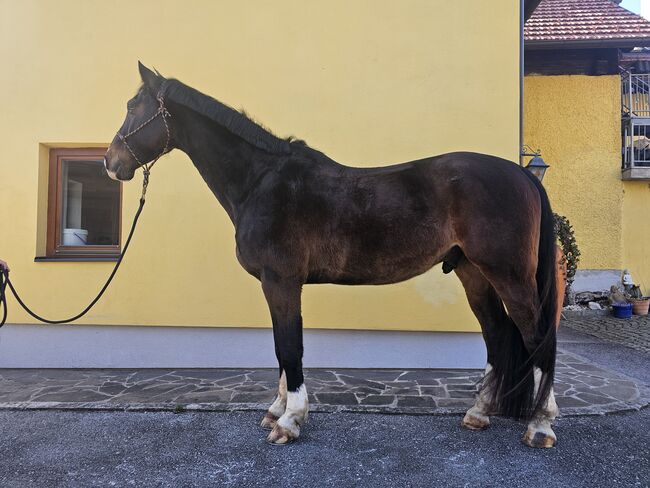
[105,63,559,448]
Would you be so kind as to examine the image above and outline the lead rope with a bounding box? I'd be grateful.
[0,168,152,327]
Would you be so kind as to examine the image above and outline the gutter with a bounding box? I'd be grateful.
[525,38,650,49]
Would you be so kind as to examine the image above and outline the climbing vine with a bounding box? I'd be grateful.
[554,213,580,288]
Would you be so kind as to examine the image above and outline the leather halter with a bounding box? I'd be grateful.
[114,82,171,194]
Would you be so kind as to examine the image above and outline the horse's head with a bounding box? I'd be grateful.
[104,62,172,181]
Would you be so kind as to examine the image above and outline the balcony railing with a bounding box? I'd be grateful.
[621,72,650,179]
[622,72,650,117]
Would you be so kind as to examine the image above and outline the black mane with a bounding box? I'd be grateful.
[164,79,291,155]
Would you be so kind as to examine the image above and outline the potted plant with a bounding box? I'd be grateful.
[609,285,632,319]
[628,285,650,316]
[554,213,580,306]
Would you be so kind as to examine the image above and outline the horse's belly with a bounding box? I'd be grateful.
[308,253,439,285]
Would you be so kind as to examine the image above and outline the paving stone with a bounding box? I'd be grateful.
[384,387,418,395]
[420,386,448,398]
[303,370,338,382]
[214,375,249,387]
[349,386,386,395]
[173,390,233,403]
[315,393,359,405]
[246,370,279,382]
[309,384,354,393]
[595,384,638,401]
[360,395,396,406]
[234,384,270,392]
[125,371,176,384]
[397,396,436,408]
[98,382,128,396]
[382,381,418,388]
[230,391,275,403]
[446,390,476,399]
[565,363,608,374]
[438,377,480,385]
[556,396,590,408]
[400,371,469,381]
[32,389,111,403]
[335,375,385,391]
[562,312,650,354]
[576,376,607,387]
[337,370,404,382]
[436,398,475,408]
[445,384,478,391]
[575,392,615,405]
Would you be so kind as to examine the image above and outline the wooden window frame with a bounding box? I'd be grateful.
[46,147,122,259]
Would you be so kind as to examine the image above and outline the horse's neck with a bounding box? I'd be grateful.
[172,109,273,221]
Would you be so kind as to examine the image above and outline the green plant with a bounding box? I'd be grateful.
[628,284,643,300]
[553,213,580,289]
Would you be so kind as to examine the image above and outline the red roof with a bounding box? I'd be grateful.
[525,0,650,45]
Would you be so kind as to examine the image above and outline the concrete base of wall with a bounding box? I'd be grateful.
[572,269,622,293]
[0,324,486,369]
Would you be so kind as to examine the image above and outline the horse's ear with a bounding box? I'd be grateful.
[138,61,162,92]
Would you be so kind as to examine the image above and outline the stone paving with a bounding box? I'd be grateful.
[562,311,650,354]
[0,350,647,417]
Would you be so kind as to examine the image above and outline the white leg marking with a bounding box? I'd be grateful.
[267,383,309,444]
[462,363,493,430]
[278,384,309,434]
[268,371,288,417]
[261,371,287,429]
[524,367,558,448]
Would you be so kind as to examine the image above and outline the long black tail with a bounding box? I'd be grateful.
[487,169,558,420]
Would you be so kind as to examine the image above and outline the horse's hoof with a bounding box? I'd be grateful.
[461,412,490,430]
[266,424,298,445]
[522,429,557,448]
[260,412,278,430]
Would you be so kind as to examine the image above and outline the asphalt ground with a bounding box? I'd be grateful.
[0,408,648,488]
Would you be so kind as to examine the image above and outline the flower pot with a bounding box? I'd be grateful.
[612,302,633,319]
[631,298,650,316]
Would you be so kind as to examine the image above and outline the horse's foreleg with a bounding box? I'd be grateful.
[261,273,308,445]
[454,259,508,430]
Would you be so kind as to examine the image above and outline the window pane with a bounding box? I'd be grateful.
[60,159,120,246]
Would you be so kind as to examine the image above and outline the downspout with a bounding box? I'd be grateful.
[520,0,524,166]
[521,0,543,165]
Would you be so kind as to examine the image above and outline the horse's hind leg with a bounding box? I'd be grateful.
[479,264,558,448]
[523,367,558,448]
[454,258,508,430]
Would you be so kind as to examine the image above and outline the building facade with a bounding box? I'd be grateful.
[1,1,521,367]
[524,0,650,293]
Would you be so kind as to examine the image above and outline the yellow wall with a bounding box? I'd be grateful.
[524,75,624,270]
[623,182,650,292]
[0,0,520,331]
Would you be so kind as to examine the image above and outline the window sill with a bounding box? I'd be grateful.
[35,256,120,263]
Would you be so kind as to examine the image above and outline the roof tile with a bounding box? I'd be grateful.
[524,0,650,42]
